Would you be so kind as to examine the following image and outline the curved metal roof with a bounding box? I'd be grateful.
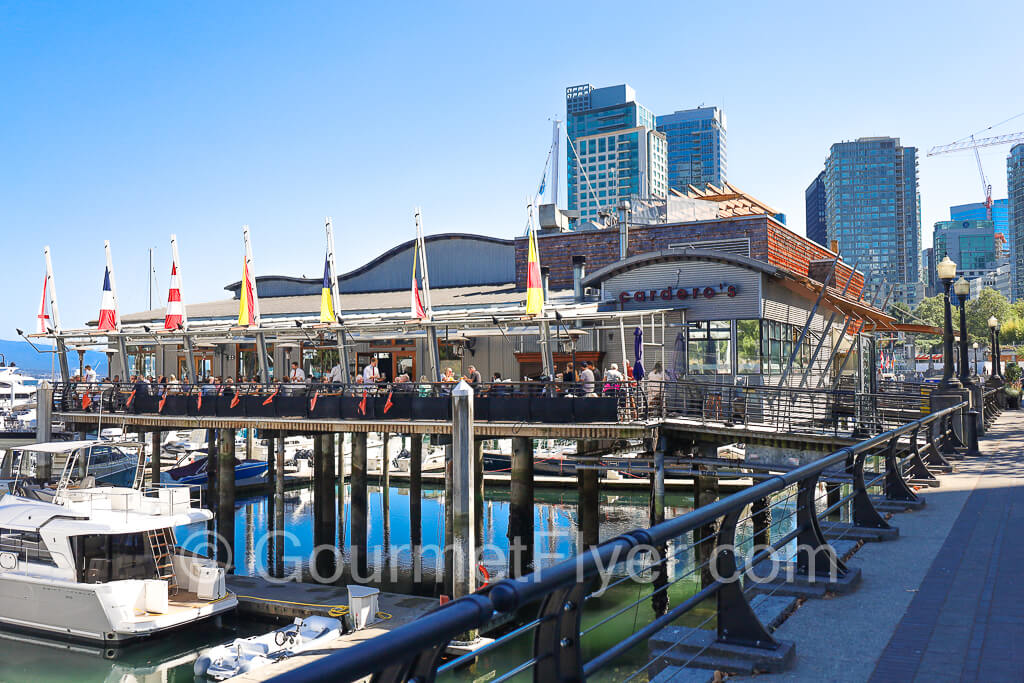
[581,248,779,287]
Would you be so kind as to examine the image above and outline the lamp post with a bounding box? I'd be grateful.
[988,316,1001,379]
[936,256,961,391]
[954,277,971,386]
[973,342,980,376]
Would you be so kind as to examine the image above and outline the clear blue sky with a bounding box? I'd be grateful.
[3,1,1023,335]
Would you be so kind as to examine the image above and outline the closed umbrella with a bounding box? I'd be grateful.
[633,327,645,381]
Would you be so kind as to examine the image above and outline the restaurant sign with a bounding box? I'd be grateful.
[618,283,738,305]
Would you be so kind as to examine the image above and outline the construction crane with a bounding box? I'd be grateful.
[928,129,1024,220]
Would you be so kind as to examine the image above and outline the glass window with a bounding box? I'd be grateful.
[736,320,761,374]
[73,532,157,583]
[0,528,56,566]
[686,321,732,375]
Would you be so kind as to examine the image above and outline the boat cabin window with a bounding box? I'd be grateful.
[0,528,56,566]
[72,533,157,583]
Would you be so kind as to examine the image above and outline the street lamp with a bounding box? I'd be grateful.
[954,277,971,386]
[936,256,961,390]
[988,316,1001,379]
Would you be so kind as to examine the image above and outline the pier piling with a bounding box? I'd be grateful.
[576,439,600,549]
[217,428,236,569]
[450,382,477,610]
[351,431,368,578]
[509,436,534,577]
[150,430,161,484]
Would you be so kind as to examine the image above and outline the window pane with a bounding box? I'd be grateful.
[737,320,761,374]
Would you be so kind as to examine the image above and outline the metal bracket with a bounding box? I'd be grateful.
[714,506,778,649]
[907,427,939,481]
[372,641,449,683]
[796,475,848,578]
[921,422,953,469]
[533,580,589,682]
[885,432,920,502]
[847,449,891,530]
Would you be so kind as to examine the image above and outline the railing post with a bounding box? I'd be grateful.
[885,431,921,502]
[714,506,778,648]
[847,449,893,530]
[965,410,981,457]
[795,474,848,579]
[533,580,589,681]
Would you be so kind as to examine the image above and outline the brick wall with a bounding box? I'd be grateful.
[515,215,863,295]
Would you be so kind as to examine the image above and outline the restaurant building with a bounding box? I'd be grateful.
[111,185,891,389]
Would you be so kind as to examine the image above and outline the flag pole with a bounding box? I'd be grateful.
[325,217,351,381]
[243,225,270,383]
[43,246,70,382]
[170,234,197,384]
[415,208,441,381]
[104,241,130,379]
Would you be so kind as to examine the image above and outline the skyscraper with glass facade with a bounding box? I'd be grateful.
[1008,144,1024,301]
[804,170,827,247]
[822,137,922,306]
[565,84,667,222]
[933,219,1001,281]
[656,107,727,191]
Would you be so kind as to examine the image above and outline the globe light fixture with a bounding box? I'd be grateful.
[936,257,960,390]
[989,316,998,329]
[953,276,970,298]
[936,255,957,281]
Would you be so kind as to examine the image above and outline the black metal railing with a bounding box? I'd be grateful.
[265,400,968,683]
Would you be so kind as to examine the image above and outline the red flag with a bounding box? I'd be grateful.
[82,392,91,410]
[358,394,367,415]
[411,239,427,319]
[196,393,203,412]
[382,390,393,414]
[262,387,279,406]
[126,388,136,408]
[310,390,319,412]
[158,394,168,412]
[230,393,240,409]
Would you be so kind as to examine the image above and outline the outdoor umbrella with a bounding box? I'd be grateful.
[633,326,645,381]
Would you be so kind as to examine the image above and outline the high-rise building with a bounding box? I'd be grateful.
[656,107,727,191]
[951,199,1012,294]
[804,170,827,247]
[822,137,922,306]
[565,84,667,223]
[1008,144,1024,301]
[932,219,1002,281]
[922,247,937,297]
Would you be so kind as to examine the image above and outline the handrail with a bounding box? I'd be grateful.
[266,399,967,683]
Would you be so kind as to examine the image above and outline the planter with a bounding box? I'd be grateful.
[308,394,342,419]
[276,394,309,418]
[529,396,575,423]
[159,394,190,416]
[217,394,246,417]
[189,393,219,417]
[245,394,278,418]
[374,392,412,420]
[487,396,530,422]
[574,396,619,422]
[342,395,375,419]
[411,396,451,421]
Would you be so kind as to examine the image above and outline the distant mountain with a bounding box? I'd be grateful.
[0,339,108,378]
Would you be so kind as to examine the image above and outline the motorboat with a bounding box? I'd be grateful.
[0,445,236,643]
[193,616,342,680]
[2,441,143,489]
[0,365,38,412]
[161,456,268,490]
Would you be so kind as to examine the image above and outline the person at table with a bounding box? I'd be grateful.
[289,362,306,383]
[466,365,482,387]
[328,362,346,386]
[580,362,596,397]
[441,367,457,383]
[563,362,576,384]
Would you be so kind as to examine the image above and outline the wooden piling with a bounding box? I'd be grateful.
[150,430,161,485]
[576,439,600,550]
[510,436,535,577]
[217,428,236,570]
[474,438,484,546]
[351,431,368,578]
[693,467,719,589]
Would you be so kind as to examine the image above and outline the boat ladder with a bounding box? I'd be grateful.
[131,449,147,490]
[147,528,179,595]
[52,451,79,505]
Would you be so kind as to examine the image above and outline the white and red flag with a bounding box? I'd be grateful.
[97,267,118,331]
[36,275,50,334]
[165,262,184,329]
[411,238,426,319]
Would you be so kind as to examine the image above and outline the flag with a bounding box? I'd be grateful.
[230,392,240,409]
[158,393,168,412]
[319,254,337,323]
[525,229,544,315]
[97,267,118,331]
[37,275,50,334]
[165,262,184,330]
[262,386,279,406]
[238,258,256,326]
[410,239,426,319]
[126,388,136,408]
[196,393,202,412]
[82,392,91,410]
[310,390,319,412]
[382,390,393,414]
[358,393,367,415]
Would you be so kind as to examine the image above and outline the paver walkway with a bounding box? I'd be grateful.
[869,409,1024,682]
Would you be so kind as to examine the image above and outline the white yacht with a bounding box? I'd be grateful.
[0,365,38,411]
[0,442,236,643]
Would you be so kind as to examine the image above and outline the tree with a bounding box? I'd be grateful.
[965,288,1013,343]
[889,302,913,324]
[913,294,945,329]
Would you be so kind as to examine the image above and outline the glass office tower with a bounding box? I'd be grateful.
[656,106,727,191]
[1008,144,1024,301]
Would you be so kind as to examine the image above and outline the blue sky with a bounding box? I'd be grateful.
[3,1,1023,334]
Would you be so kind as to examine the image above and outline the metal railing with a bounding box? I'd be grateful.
[266,400,969,683]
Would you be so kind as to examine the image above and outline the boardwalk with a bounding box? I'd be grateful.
[737,407,1024,683]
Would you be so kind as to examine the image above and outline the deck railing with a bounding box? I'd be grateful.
[264,400,969,683]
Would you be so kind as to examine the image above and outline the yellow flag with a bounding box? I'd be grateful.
[526,229,544,315]
[238,259,255,326]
